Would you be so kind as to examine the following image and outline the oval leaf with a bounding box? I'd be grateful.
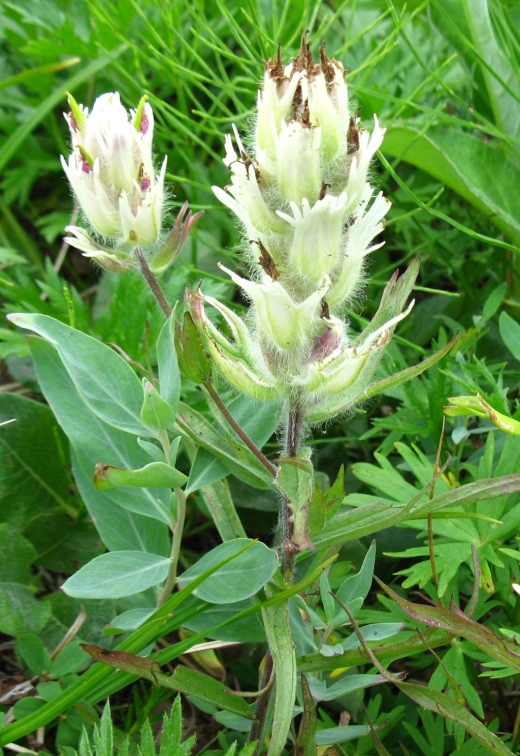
[8,313,150,436]
[178,539,278,603]
[62,551,172,599]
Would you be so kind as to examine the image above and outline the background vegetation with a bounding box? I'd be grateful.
[1,0,520,753]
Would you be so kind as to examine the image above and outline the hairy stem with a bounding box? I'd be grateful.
[135,248,172,318]
[281,402,304,581]
[204,379,277,478]
[157,487,185,608]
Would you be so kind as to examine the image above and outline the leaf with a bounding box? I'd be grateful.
[177,402,275,490]
[461,0,520,140]
[186,395,278,493]
[183,600,266,643]
[499,311,520,361]
[16,634,51,676]
[157,314,181,414]
[335,541,376,624]
[314,473,520,550]
[178,539,278,603]
[81,646,254,719]
[340,601,515,756]
[94,462,187,490]
[311,673,388,702]
[196,477,247,542]
[376,578,520,674]
[341,623,405,651]
[383,126,520,243]
[299,675,317,754]
[0,524,50,636]
[363,333,459,402]
[62,552,172,599]
[160,697,196,756]
[0,392,71,529]
[10,313,151,436]
[260,594,297,755]
[315,726,372,745]
[29,337,171,546]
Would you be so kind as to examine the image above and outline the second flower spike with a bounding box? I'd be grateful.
[62,93,167,268]
[62,92,203,276]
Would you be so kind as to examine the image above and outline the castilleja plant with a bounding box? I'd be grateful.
[188,40,417,568]
[62,92,201,283]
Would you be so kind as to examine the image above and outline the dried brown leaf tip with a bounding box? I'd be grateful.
[253,239,280,280]
[347,115,362,155]
[263,43,284,81]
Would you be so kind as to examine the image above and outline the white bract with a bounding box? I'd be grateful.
[190,40,414,422]
[61,92,166,270]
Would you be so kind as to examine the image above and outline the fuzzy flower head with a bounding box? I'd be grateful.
[190,39,414,423]
[61,92,167,271]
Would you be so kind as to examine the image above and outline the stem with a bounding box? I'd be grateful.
[281,402,304,581]
[250,651,274,749]
[135,248,172,318]
[158,429,171,464]
[204,379,277,478]
[427,513,438,588]
[428,419,445,593]
[156,488,185,608]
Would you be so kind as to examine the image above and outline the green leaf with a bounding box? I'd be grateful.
[82,646,254,719]
[376,578,520,675]
[337,541,376,607]
[0,553,332,744]
[29,337,171,546]
[314,473,520,550]
[183,600,266,643]
[94,461,187,490]
[461,0,520,140]
[499,311,520,361]
[177,402,275,490]
[10,313,151,436]
[50,642,89,677]
[0,524,50,636]
[363,334,458,402]
[160,697,196,756]
[62,552,172,599]
[260,594,297,754]
[140,380,175,430]
[186,395,278,493]
[315,726,371,745]
[157,314,181,414]
[196,478,247,542]
[178,539,278,603]
[0,392,71,528]
[16,634,51,676]
[311,673,387,702]
[383,126,520,243]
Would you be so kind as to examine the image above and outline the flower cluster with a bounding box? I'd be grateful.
[189,40,414,423]
[62,92,201,274]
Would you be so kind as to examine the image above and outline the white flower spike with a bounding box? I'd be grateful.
[191,38,415,423]
[63,93,203,274]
